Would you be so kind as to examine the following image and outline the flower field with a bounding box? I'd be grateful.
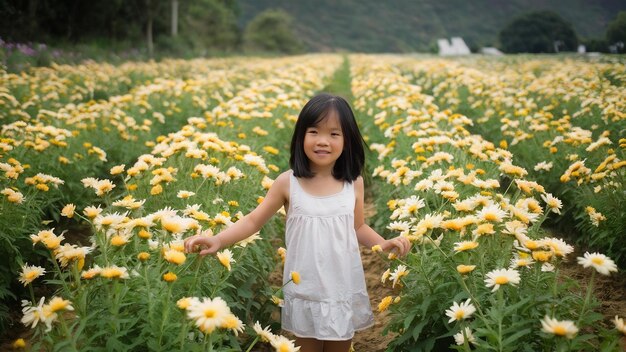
[1,54,624,351]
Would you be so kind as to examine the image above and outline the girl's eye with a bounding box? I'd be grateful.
[332,133,341,137]
[307,130,317,134]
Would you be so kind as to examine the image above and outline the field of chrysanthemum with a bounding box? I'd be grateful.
[1,54,625,351]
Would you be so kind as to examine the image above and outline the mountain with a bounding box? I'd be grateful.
[237,0,625,52]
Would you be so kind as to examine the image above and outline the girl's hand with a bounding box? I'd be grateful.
[382,236,411,257]
[184,235,222,256]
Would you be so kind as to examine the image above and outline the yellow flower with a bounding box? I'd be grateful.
[177,190,195,199]
[100,265,129,279]
[389,265,409,288]
[371,245,382,252]
[453,241,479,253]
[217,249,235,271]
[18,265,46,286]
[277,247,286,263]
[94,179,115,196]
[164,249,186,265]
[161,215,196,234]
[253,321,276,342]
[138,229,152,239]
[499,161,527,178]
[532,250,553,262]
[473,223,495,236]
[522,239,540,250]
[263,145,279,155]
[38,231,64,250]
[54,243,90,269]
[456,265,476,275]
[484,268,520,292]
[110,164,125,175]
[12,338,26,349]
[1,188,24,203]
[81,266,101,279]
[290,271,301,285]
[271,295,283,306]
[445,299,476,323]
[577,252,617,276]
[83,205,103,219]
[163,272,178,282]
[137,252,150,261]
[47,296,73,313]
[110,234,129,247]
[177,297,196,310]
[221,314,244,336]
[186,296,230,334]
[378,296,393,312]
[541,316,578,339]
[150,184,163,195]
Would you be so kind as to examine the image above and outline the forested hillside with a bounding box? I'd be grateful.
[238,0,625,52]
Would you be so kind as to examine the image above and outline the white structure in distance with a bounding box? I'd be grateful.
[481,47,503,55]
[438,37,471,56]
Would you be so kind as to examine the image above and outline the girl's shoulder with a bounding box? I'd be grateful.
[353,175,364,194]
[271,170,292,192]
[276,170,293,181]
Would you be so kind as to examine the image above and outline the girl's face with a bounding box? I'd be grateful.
[303,110,344,171]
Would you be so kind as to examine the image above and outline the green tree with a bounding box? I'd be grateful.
[243,9,304,54]
[499,11,578,53]
[606,11,626,53]
[179,0,239,51]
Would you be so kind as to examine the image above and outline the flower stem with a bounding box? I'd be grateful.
[577,270,595,327]
[245,336,259,352]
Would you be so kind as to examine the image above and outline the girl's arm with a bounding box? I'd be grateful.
[354,177,410,256]
[184,171,290,256]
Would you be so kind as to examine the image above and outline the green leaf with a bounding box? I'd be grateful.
[502,328,532,346]
[411,319,428,340]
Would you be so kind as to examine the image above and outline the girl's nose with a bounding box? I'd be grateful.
[316,137,329,146]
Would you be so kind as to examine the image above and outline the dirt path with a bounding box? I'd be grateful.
[352,247,396,351]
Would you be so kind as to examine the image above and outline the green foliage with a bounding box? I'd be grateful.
[582,38,610,53]
[0,0,240,62]
[238,0,624,53]
[606,11,626,53]
[243,9,304,54]
[177,0,240,53]
[499,11,578,53]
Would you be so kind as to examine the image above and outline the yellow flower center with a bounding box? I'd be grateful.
[204,308,216,318]
[524,240,539,250]
[163,222,182,233]
[484,213,498,221]
[553,325,567,336]
[591,257,604,265]
[455,311,465,320]
[25,271,39,280]
[494,276,509,285]
[49,301,68,312]
[110,235,126,246]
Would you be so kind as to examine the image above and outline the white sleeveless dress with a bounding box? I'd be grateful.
[281,171,374,340]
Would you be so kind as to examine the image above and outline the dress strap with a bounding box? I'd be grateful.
[288,171,298,215]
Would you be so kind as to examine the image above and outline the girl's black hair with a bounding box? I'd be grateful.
[290,93,365,182]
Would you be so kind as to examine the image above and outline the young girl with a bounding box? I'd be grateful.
[184,93,410,352]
